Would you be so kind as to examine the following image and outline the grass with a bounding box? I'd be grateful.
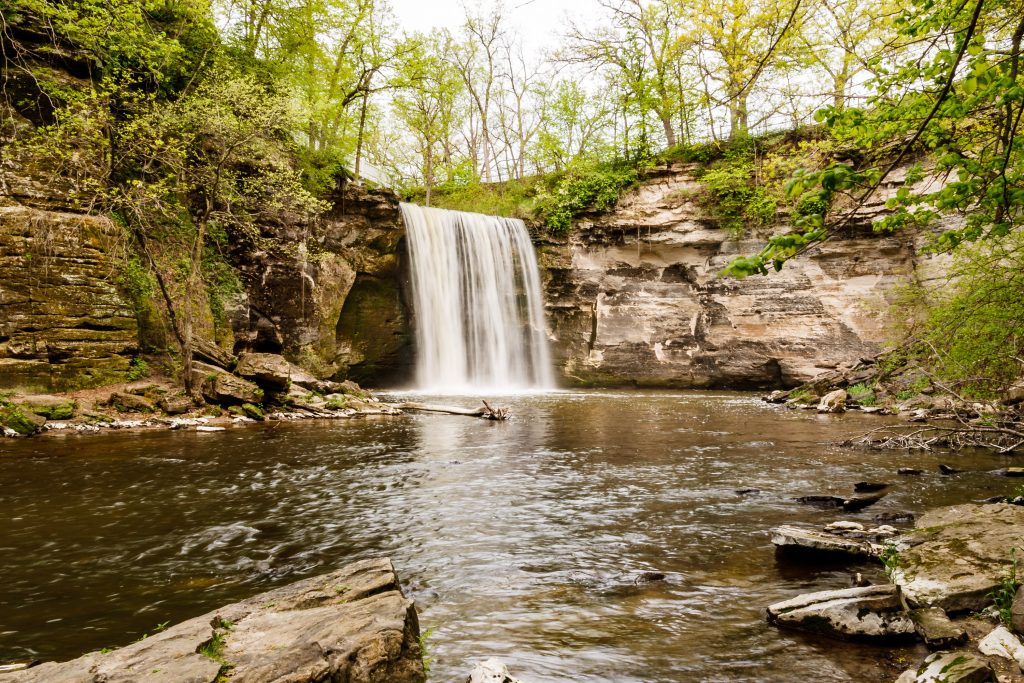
[989,548,1020,628]
[419,626,434,677]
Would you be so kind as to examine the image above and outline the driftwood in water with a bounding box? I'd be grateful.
[398,400,510,421]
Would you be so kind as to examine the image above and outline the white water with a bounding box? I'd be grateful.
[401,203,554,392]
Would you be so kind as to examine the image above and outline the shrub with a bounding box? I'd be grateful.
[700,163,777,238]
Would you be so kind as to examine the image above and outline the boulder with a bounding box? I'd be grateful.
[910,651,995,683]
[157,395,192,415]
[818,389,847,413]
[977,625,1024,669]
[0,400,46,435]
[468,658,523,683]
[200,372,264,406]
[19,395,76,420]
[766,584,916,640]
[909,607,967,649]
[191,338,234,370]
[770,525,878,559]
[106,392,155,414]
[3,558,426,683]
[891,503,1024,612]
[236,353,292,390]
[1012,586,1024,635]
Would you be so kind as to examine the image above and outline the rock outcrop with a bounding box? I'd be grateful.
[0,558,426,683]
[891,503,1024,612]
[766,584,916,640]
[540,163,948,388]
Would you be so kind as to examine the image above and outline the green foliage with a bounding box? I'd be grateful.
[536,163,640,235]
[418,627,434,677]
[700,163,776,238]
[847,383,876,406]
[989,548,1020,628]
[879,544,901,581]
[127,357,150,382]
[891,235,1024,399]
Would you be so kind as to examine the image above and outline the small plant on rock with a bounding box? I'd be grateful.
[879,544,901,581]
[989,548,1020,628]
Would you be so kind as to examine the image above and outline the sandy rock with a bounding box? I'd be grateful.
[19,395,77,420]
[200,371,263,406]
[766,584,915,640]
[818,389,848,413]
[157,396,192,415]
[892,503,1024,611]
[106,392,155,413]
[2,558,425,683]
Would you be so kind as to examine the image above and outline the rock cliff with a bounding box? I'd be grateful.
[539,163,945,389]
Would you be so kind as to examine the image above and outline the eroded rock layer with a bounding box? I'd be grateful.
[540,163,944,389]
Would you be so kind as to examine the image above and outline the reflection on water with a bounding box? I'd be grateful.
[0,391,1018,681]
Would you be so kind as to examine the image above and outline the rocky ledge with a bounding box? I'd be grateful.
[0,558,426,683]
[766,504,1024,682]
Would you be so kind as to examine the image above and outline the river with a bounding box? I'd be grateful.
[0,391,1017,681]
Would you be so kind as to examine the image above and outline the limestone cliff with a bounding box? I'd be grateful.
[539,163,946,389]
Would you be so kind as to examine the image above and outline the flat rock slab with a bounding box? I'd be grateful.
[910,607,968,649]
[766,584,916,640]
[1,558,425,683]
[978,625,1024,669]
[771,525,878,558]
[893,503,1024,612]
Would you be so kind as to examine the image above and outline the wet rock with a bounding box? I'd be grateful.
[4,558,426,683]
[909,651,995,683]
[898,468,924,476]
[910,607,967,649]
[771,525,878,558]
[1012,586,1024,635]
[106,392,155,414]
[892,503,1024,611]
[843,491,888,511]
[734,488,761,496]
[874,512,915,524]
[766,584,915,640]
[854,481,890,492]
[468,658,523,683]
[939,464,961,475]
[977,625,1024,669]
[1007,468,1024,477]
[795,495,845,508]
[236,352,293,390]
[634,571,667,584]
[818,389,848,413]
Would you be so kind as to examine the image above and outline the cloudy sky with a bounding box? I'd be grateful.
[387,0,591,51]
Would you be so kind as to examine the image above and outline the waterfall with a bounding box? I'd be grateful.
[400,203,554,392]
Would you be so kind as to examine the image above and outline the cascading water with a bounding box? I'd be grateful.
[400,202,554,392]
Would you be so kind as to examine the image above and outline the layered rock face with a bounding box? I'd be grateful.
[227,184,414,385]
[0,54,137,392]
[540,163,943,388]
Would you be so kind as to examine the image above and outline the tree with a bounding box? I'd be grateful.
[392,30,465,204]
[686,0,804,138]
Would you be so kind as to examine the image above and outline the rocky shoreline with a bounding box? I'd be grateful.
[766,503,1024,682]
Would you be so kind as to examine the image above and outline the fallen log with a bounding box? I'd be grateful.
[397,401,510,420]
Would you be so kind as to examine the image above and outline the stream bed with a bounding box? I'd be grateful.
[0,391,1019,681]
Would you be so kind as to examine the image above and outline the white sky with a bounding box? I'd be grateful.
[387,0,592,53]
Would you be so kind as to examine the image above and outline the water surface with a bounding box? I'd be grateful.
[0,391,1017,681]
